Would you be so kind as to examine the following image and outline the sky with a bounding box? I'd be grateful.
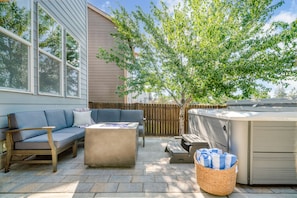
[87,0,297,97]
[88,0,297,19]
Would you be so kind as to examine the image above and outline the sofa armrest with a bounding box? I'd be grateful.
[5,126,56,151]
[5,126,55,134]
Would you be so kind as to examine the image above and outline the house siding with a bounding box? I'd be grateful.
[0,0,88,129]
[88,4,126,103]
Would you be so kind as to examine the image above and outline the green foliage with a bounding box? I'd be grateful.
[288,87,297,99]
[97,0,297,105]
[38,6,62,59]
[66,33,80,68]
[274,85,287,98]
[274,85,297,99]
[0,1,31,41]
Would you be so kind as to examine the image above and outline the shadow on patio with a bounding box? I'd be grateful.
[0,137,296,198]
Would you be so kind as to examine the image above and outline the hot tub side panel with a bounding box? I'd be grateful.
[188,113,229,152]
[250,121,297,185]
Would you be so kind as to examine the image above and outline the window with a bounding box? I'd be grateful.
[0,0,31,92]
[38,5,62,95]
[0,1,81,97]
[66,32,80,97]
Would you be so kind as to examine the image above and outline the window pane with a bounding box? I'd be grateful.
[66,33,80,67]
[38,6,62,58]
[0,32,29,90]
[39,52,61,95]
[0,0,31,41]
[66,32,80,97]
[67,66,79,97]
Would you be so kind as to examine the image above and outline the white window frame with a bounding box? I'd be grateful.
[37,4,64,97]
[0,0,33,93]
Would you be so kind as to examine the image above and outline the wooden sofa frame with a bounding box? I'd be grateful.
[5,126,77,173]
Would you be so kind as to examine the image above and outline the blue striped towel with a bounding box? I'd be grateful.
[196,148,237,170]
[225,153,237,169]
[211,152,226,170]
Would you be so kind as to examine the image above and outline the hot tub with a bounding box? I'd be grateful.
[188,100,297,185]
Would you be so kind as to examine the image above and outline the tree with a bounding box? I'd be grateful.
[287,87,297,99]
[274,85,287,98]
[97,0,297,134]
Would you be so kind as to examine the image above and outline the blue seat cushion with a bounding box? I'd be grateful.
[45,110,67,132]
[15,132,77,150]
[54,127,85,140]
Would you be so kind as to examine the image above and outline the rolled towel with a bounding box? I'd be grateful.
[196,148,209,160]
[199,153,212,168]
[211,153,226,170]
[196,148,211,167]
[209,148,223,154]
[196,148,210,156]
[225,153,237,169]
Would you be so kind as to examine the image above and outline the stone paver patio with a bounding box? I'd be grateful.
[0,137,296,197]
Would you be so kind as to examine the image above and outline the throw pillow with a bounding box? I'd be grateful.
[73,111,92,127]
[74,107,95,124]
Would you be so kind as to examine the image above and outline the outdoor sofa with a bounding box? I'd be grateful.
[4,108,145,172]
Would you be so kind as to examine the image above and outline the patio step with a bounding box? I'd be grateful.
[165,140,188,154]
[165,140,193,163]
[165,134,209,163]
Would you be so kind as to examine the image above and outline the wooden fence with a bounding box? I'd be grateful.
[89,102,226,136]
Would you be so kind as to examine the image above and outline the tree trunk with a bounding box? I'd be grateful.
[178,104,186,135]
[178,98,192,135]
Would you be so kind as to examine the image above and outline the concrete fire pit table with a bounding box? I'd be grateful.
[84,122,139,167]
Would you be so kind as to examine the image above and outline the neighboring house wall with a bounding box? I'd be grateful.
[127,91,153,103]
[0,0,88,129]
[88,4,126,103]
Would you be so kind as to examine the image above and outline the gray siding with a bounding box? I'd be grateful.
[0,0,88,129]
[88,5,126,103]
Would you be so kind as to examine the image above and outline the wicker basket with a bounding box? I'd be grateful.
[194,154,238,196]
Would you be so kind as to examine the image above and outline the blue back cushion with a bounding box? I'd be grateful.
[91,109,98,123]
[120,110,144,124]
[64,109,74,127]
[97,109,121,122]
[45,110,67,132]
[8,111,48,142]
